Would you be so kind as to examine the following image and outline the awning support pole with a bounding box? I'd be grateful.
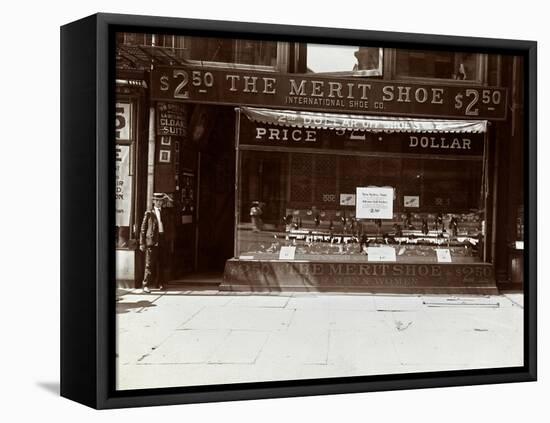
[234,108,242,258]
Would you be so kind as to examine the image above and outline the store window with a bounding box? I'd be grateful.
[306,44,383,76]
[235,110,488,264]
[393,49,486,82]
[184,36,285,70]
[237,152,485,263]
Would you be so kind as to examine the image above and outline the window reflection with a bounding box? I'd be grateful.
[307,44,382,75]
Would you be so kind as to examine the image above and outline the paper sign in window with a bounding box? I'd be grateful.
[356,187,394,219]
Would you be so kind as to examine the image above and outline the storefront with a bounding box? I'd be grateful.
[148,63,511,294]
[221,107,494,293]
[116,34,524,293]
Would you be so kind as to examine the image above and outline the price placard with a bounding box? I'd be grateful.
[435,249,452,263]
[367,247,397,262]
[356,187,394,219]
[279,246,296,260]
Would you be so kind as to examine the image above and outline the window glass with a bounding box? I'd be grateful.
[236,149,485,263]
[186,36,279,67]
[395,50,481,81]
[156,34,176,48]
[306,44,382,75]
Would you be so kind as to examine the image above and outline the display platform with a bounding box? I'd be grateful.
[221,259,498,295]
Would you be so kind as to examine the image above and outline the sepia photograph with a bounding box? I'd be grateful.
[113,30,526,391]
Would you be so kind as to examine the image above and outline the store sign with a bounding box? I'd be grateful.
[156,102,187,136]
[223,260,497,293]
[115,102,132,141]
[115,145,132,226]
[154,102,186,193]
[152,65,507,120]
[239,118,485,157]
[356,187,394,219]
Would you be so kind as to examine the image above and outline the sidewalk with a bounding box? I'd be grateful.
[116,289,523,390]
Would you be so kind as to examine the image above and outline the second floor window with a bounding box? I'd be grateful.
[393,50,485,82]
[185,37,281,69]
[306,44,383,76]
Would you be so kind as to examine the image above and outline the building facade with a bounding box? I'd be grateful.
[115,32,524,293]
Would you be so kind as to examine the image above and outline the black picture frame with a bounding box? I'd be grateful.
[60,13,537,409]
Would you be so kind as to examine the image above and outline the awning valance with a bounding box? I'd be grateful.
[241,107,487,134]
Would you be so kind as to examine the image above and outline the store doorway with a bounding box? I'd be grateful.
[170,107,236,287]
[197,155,235,272]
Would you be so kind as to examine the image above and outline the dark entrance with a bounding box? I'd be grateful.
[170,106,236,285]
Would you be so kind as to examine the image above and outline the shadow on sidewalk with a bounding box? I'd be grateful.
[116,300,158,314]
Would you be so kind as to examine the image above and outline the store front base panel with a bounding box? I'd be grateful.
[221,259,498,295]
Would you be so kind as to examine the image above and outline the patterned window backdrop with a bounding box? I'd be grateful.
[314,155,338,205]
[339,156,364,194]
[289,154,314,204]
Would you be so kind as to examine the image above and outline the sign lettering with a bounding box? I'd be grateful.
[115,145,132,226]
[223,260,496,292]
[115,102,132,140]
[152,65,507,120]
[241,120,484,156]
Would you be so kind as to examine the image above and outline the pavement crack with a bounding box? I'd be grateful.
[177,305,206,330]
[504,295,524,309]
[284,308,297,330]
[252,332,271,364]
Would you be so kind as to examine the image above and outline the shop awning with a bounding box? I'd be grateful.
[241,107,487,133]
